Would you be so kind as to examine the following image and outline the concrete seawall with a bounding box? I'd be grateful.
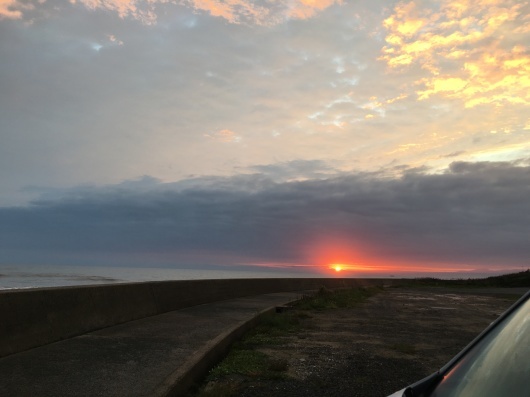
[0,278,392,358]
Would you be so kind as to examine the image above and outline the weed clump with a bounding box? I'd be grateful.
[209,349,270,378]
[296,286,380,310]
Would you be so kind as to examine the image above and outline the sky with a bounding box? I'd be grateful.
[1,0,529,276]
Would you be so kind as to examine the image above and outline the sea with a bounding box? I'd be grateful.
[0,263,510,290]
[0,264,326,290]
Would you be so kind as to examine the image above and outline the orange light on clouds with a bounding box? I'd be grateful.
[307,236,361,264]
[307,235,485,276]
[380,0,530,108]
[324,260,481,276]
[39,0,344,25]
[0,0,23,19]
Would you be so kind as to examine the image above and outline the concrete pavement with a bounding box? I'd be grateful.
[0,291,304,396]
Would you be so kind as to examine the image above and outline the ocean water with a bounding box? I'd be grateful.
[0,264,510,290]
[0,264,325,290]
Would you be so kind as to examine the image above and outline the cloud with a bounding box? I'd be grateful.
[73,0,158,24]
[0,0,31,19]
[7,0,343,24]
[440,150,467,158]
[1,161,529,271]
[204,129,241,143]
[1,0,528,218]
[283,0,341,21]
[248,159,337,181]
[1,2,406,208]
[380,0,530,108]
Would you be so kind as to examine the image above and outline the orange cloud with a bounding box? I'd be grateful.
[380,0,530,107]
[417,48,530,107]
[69,0,341,25]
[75,0,157,24]
[205,129,241,143]
[0,0,31,19]
[188,0,268,24]
[286,0,340,20]
[383,1,424,37]
[186,0,342,24]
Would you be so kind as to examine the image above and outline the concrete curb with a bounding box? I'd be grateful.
[153,296,302,397]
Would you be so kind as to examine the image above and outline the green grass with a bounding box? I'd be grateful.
[208,349,284,379]
[241,311,304,346]
[193,286,381,397]
[296,286,381,310]
[205,312,303,384]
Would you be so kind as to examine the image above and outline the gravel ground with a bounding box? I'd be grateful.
[196,287,520,397]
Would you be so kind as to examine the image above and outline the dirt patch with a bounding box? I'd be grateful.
[195,288,519,397]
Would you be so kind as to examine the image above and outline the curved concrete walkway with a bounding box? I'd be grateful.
[0,291,303,396]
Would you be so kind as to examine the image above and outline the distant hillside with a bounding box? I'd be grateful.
[412,270,530,288]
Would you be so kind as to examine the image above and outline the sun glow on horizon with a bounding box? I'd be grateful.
[329,263,359,273]
[323,258,482,276]
[311,235,500,277]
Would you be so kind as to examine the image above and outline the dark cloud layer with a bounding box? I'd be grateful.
[1,161,529,270]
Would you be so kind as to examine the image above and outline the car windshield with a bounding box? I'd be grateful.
[430,295,530,397]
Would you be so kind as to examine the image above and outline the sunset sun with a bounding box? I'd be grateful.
[329,263,350,273]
